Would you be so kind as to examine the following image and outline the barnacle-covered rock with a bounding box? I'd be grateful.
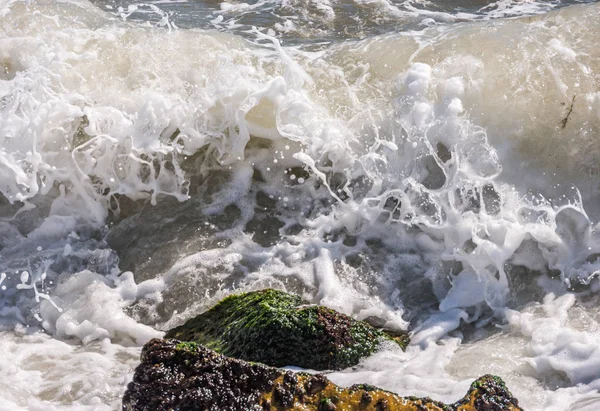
[454,375,522,411]
[165,289,409,370]
[122,339,522,411]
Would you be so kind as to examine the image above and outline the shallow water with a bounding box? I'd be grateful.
[1,0,600,409]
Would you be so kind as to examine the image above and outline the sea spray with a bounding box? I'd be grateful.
[1,0,600,409]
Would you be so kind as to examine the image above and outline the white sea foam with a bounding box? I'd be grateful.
[1,0,600,409]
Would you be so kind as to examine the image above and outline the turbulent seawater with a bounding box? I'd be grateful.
[1,0,600,409]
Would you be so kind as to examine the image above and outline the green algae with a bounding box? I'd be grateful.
[175,341,198,351]
[165,289,409,370]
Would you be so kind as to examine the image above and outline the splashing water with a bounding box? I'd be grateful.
[1,0,600,409]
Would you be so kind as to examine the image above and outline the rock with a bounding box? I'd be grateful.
[165,289,409,370]
[123,339,523,411]
[453,375,522,411]
[107,197,240,283]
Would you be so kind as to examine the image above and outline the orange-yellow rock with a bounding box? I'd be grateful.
[123,339,522,411]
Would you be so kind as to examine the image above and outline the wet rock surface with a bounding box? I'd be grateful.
[107,196,239,282]
[123,339,523,411]
[165,289,409,370]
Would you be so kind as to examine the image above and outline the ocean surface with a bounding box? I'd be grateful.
[1,0,600,409]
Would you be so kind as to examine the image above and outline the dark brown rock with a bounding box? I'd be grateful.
[123,339,523,411]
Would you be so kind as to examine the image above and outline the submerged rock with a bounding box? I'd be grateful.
[165,289,409,370]
[123,338,523,411]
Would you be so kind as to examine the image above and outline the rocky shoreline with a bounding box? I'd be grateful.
[123,339,522,410]
[123,290,522,410]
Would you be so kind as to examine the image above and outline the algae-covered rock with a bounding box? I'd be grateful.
[453,375,521,411]
[165,289,409,370]
[123,338,523,411]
